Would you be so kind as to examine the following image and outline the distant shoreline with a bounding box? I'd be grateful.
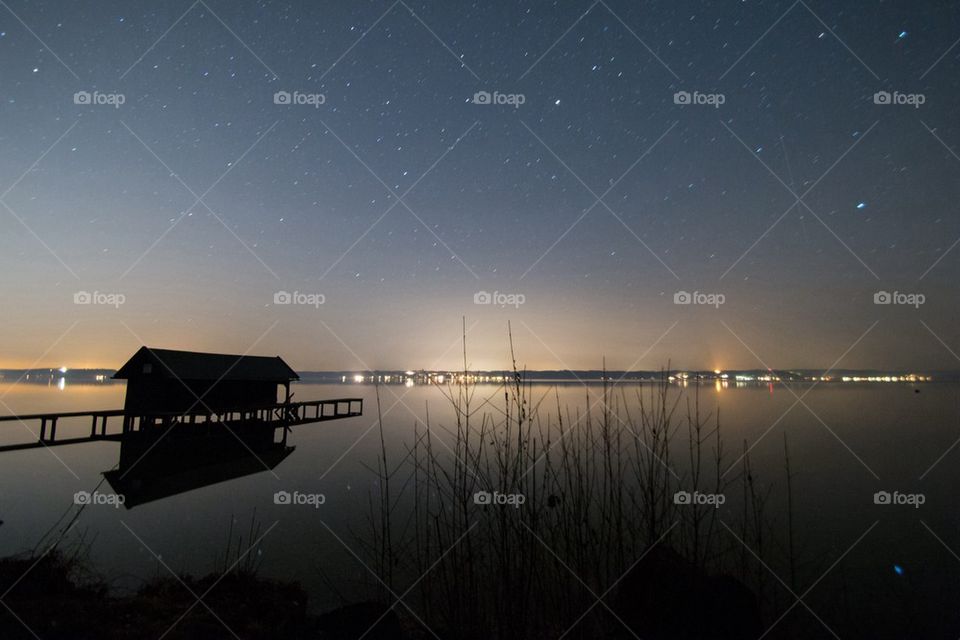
[0,368,948,384]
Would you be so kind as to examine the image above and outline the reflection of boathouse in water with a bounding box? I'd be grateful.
[0,347,363,508]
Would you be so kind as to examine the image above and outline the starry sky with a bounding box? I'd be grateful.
[1,0,959,371]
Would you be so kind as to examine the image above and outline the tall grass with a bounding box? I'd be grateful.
[363,327,796,638]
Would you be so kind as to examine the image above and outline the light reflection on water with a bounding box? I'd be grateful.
[0,380,958,618]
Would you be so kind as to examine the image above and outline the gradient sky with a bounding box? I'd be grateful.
[1,1,959,371]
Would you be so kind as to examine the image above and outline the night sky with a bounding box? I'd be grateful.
[1,1,959,371]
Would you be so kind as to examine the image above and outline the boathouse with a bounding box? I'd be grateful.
[113,347,299,417]
[0,347,360,462]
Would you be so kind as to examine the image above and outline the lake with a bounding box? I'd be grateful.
[1,378,958,637]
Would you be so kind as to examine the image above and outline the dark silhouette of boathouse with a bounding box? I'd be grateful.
[0,347,362,466]
[113,347,298,419]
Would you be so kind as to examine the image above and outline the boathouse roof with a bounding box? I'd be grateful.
[113,347,299,382]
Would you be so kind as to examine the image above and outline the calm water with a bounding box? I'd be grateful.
[1,379,959,631]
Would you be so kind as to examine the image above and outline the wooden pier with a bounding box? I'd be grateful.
[0,398,363,453]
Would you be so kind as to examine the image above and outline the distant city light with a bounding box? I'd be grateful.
[59,366,68,373]
[353,374,364,383]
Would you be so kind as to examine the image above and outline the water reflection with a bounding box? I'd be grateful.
[103,426,294,508]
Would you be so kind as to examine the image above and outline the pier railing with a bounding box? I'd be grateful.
[0,398,363,452]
